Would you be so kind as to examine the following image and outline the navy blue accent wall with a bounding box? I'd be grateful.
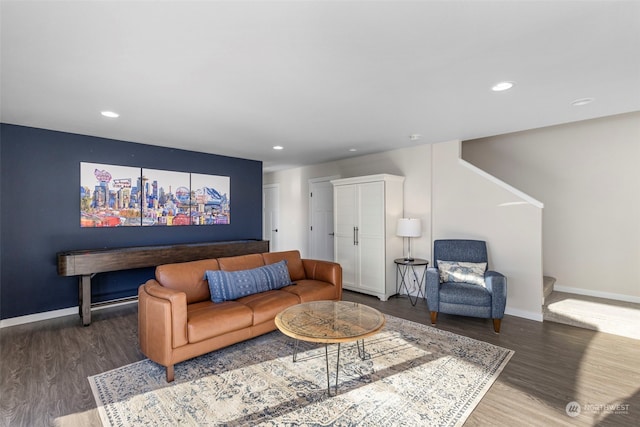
[0,124,263,319]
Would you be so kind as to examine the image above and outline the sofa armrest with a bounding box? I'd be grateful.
[302,259,343,300]
[426,268,440,311]
[138,280,188,358]
[484,271,507,319]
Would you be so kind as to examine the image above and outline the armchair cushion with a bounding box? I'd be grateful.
[437,260,487,286]
[439,282,492,306]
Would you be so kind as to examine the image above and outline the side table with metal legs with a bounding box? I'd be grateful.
[394,258,429,306]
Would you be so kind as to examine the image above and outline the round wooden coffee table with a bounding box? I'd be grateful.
[275,300,385,396]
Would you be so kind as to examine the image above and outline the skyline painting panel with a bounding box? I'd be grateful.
[141,168,191,226]
[80,162,142,227]
[191,173,230,225]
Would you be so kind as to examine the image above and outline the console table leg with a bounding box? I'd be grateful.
[79,275,92,326]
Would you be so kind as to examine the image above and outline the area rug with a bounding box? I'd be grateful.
[89,315,513,426]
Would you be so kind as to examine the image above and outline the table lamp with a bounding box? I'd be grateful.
[397,218,421,261]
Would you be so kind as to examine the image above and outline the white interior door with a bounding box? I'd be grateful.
[263,184,279,252]
[357,181,385,291]
[309,178,336,261]
[333,184,357,288]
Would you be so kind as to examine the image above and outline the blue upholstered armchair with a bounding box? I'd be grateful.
[426,239,507,333]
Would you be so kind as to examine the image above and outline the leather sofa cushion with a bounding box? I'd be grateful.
[281,280,338,302]
[156,259,220,304]
[262,250,306,281]
[187,300,253,343]
[236,290,300,325]
[217,253,265,271]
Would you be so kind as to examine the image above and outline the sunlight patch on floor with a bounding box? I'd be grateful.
[544,292,640,340]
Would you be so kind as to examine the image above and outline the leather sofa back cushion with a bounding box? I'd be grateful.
[217,253,265,271]
[156,259,220,304]
[262,250,306,281]
[205,260,292,303]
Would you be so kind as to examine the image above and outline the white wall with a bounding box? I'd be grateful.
[264,144,433,261]
[432,141,544,320]
[462,112,640,302]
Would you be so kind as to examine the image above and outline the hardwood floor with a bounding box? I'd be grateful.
[1,291,638,426]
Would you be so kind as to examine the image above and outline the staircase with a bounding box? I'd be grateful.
[542,276,640,340]
[543,276,555,300]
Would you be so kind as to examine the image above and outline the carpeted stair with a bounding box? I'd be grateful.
[543,276,556,300]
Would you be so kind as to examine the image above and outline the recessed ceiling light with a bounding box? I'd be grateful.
[272,145,284,150]
[101,111,120,118]
[349,148,357,152]
[571,98,595,106]
[491,81,515,92]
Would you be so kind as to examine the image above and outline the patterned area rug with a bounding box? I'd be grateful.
[89,315,513,426]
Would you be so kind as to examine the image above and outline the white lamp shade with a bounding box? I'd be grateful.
[397,218,421,237]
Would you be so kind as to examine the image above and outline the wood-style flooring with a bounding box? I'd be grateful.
[1,291,638,426]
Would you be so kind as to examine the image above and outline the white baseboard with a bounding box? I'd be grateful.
[0,307,78,328]
[505,306,543,322]
[0,300,137,329]
[554,285,640,304]
[392,291,544,322]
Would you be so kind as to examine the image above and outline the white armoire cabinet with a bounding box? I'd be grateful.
[331,174,404,301]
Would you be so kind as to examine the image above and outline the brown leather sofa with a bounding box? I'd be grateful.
[138,250,342,382]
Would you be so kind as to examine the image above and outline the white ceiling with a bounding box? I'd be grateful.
[2,1,639,172]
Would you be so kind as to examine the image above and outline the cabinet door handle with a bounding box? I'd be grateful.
[354,226,359,245]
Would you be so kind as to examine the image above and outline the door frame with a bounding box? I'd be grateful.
[263,183,280,252]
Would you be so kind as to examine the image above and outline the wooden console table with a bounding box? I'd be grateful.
[57,240,269,325]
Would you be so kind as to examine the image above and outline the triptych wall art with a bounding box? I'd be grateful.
[80,162,230,227]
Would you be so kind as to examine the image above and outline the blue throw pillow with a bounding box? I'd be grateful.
[204,260,292,303]
[263,260,293,290]
[204,269,259,303]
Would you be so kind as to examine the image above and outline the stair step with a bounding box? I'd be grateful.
[543,276,556,299]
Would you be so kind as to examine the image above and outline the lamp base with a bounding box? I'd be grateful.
[403,257,415,262]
